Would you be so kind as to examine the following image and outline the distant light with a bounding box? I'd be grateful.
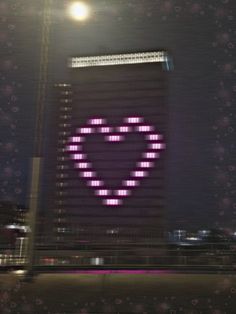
[12,270,26,275]
[6,224,17,229]
[186,237,200,241]
[90,257,104,265]
[6,224,29,232]
[68,2,90,21]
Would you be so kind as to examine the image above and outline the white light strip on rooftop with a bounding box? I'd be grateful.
[69,51,168,68]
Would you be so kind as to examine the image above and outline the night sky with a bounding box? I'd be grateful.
[0,0,235,230]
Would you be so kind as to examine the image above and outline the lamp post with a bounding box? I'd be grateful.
[26,0,90,278]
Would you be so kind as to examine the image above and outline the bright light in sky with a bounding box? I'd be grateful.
[68,2,90,21]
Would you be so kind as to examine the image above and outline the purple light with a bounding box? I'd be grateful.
[137,161,154,168]
[115,189,130,196]
[88,118,105,125]
[147,134,161,141]
[78,127,94,134]
[72,153,86,160]
[98,126,113,134]
[70,136,84,143]
[125,117,143,124]
[67,116,165,206]
[122,180,139,187]
[96,189,111,196]
[67,145,78,151]
[149,143,163,150]
[132,170,148,178]
[80,171,95,178]
[117,126,132,133]
[143,152,159,159]
[136,125,154,132]
[75,162,91,169]
[103,199,122,206]
[88,180,104,187]
[106,135,124,142]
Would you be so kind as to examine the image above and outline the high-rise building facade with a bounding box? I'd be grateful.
[41,51,170,264]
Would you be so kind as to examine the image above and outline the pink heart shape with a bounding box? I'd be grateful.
[66,116,165,206]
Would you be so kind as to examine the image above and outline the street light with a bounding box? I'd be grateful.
[67,2,90,21]
[26,0,91,279]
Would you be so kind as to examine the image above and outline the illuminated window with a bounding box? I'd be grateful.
[103,199,122,206]
[87,180,104,187]
[105,135,124,142]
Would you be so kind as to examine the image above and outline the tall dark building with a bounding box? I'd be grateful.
[41,51,170,265]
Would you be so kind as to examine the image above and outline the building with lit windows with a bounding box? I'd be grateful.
[40,51,170,265]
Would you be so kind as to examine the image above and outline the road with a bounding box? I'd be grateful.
[0,271,236,313]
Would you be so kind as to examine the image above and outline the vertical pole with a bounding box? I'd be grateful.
[26,157,41,274]
[25,0,52,278]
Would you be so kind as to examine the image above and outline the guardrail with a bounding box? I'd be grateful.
[1,238,236,268]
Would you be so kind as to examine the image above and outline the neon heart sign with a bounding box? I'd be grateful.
[66,117,165,206]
